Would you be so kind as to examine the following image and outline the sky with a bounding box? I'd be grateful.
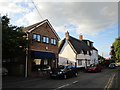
[0,0,119,58]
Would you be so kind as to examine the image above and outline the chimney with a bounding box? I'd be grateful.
[65,31,69,39]
[79,35,83,40]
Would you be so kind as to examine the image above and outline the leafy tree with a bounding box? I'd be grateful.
[2,15,27,60]
[112,37,120,62]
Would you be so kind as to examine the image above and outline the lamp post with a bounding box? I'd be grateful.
[23,33,29,78]
[25,33,28,78]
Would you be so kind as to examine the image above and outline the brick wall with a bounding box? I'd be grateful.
[28,23,59,57]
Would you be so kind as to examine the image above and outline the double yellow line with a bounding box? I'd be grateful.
[104,73,116,90]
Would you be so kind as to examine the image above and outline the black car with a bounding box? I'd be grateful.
[49,64,78,79]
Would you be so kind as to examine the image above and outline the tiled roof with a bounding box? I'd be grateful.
[59,36,92,55]
[22,19,60,40]
[22,19,47,32]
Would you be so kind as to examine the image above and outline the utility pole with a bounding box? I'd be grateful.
[25,32,29,78]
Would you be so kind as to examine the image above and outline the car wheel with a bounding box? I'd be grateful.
[75,72,78,77]
[63,74,67,79]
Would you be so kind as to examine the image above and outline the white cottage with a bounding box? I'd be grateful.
[58,31,98,68]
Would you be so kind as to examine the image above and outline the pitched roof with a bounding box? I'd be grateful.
[22,19,60,40]
[59,36,91,55]
[82,40,98,51]
[92,47,98,51]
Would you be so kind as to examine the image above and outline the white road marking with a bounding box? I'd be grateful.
[73,81,78,84]
[54,84,70,90]
[54,80,79,90]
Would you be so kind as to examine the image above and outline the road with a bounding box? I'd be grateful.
[2,67,119,89]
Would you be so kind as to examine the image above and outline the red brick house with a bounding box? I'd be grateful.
[22,19,60,77]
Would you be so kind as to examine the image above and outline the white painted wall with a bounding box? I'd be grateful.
[76,54,91,67]
[58,39,98,68]
[59,40,76,65]
[90,50,98,64]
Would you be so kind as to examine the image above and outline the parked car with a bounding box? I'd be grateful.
[49,64,78,79]
[85,64,102,72]
[2,67,8,76]
[108,63,117,69]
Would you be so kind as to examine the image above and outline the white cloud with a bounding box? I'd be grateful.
[0,2,29,15]
[1,2,117,36]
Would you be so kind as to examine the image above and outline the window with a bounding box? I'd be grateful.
[46,37,49,43]
[90,50,93,54]
[87,41,90,46]
[91,43,93,47]
[33,34,41,41]
[44,59,48,65]
[43,36,46,43]
[37,35,40,41]
[87,60,90,65]
[33,34,37,39]
[78,60,82,65]
[87,51,89,54]
[51,38,57,45]
[54,39,56,45]
[34,59,41,65]
[51,39,54,44]
[42,36,49,43]
[81,50,84,54]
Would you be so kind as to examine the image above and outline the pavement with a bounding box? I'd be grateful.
[2,71,50,84]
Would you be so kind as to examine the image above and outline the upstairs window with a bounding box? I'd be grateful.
[33,34,41,41]
[33,34,37,39]
[46,37,49,44]
[37,35,40,41]
[87,41,90,46]
[91,43,93,47]
[87,51,89,54]
[42,36,49,44]
[43,36,46,43]
[51,38,57,45]
[81,50,84,54]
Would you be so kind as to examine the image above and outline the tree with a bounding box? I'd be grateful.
[112,37,120,62]
[2,15,27,60]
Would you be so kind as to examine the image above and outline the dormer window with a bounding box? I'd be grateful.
[81,50,84,54]
[87,51,89,54]
[91,43,93,47]
[90,50,93,54]
[87,41,90,46]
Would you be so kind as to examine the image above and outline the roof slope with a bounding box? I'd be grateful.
[22,20,46,32]
[22,19,60,40]
[59,36,91,55]
[82,40,98,51]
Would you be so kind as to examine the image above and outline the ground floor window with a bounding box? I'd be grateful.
[32,59,51,71]
[34,59,41,65]
[87,60,90,65]
[44,59,48,65]
[78,59,83,65]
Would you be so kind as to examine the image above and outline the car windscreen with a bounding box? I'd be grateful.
[90,64,96,67]
[109,64,115,67]
[58,65,65,69]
